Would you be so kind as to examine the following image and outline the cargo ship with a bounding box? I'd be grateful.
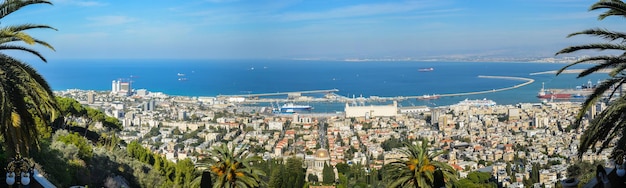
[276,103,312,113]
[537,82,594,99]
[418,68,434,72]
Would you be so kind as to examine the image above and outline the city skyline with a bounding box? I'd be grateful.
[8,0,625,60]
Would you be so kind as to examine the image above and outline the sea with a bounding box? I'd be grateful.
[31,59,609,113]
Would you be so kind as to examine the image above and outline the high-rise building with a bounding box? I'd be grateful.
[178,110,187,120]
[149,100,156,111]
[111,80,119,93]
[136,89,148,96]
[111,79,132,96]
[143,100,156,111]
[87,91,95,104]
[119,81,131,96]
[111,102,125,119]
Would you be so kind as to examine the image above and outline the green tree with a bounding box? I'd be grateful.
[556,0,626,158]
[207,143,266,188]
[307,174,319,183]
[268,164,284,188]
[173,127,182,135]
[174,158,197,187]
[154,154,162,172]
[381,136,403,151]
[386,139,458,188]
[567,160,603,185]
[284,158,305,188]
[322,163,335,184]
[531,163,540,183]
[85,107,104,122]
[335,162,350,175]
[454,171,496,188]
[0,0,58,157]
[337,173,348,188]
[369,168,381,187]
[103,116,122,130]
[55,131,93,160]
[56,96,86,124]
[266,158,306,188]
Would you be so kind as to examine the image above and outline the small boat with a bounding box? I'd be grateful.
[177,73,185,76]
[418,68,434,72]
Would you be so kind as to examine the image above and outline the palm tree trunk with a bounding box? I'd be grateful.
[84,124,89,137]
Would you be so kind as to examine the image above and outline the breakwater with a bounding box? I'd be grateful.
[235,75,534,103]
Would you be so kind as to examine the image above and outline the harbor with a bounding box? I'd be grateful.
[218,75,535,104]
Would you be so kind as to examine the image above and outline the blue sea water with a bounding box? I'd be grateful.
[31,59,608,111]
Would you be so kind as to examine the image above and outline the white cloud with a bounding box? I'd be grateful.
[274,1,441,22]
[532,12,597,21]
[86,16,136,26]
[180,0,451,28]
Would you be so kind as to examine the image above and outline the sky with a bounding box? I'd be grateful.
[6,0,626,60]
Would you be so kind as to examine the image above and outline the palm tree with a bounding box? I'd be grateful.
[555,0,626,158]
[0,0,57,157]
[386,139,457,188]
[206,143,266,188]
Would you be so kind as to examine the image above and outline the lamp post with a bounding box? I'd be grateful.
[5,155,32,187]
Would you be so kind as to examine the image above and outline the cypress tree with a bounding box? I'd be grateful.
[268,165,283,188]
[323,163,335,184]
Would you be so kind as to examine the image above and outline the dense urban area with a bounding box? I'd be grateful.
[52,84,610,188]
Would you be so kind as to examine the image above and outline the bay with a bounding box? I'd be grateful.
[32,59,607,111]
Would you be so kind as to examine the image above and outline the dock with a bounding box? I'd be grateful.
[217,89,339,98]
[219,76,534,103]
[409,75,534,99]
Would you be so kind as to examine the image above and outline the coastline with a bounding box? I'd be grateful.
[43,60,605,108]
[529,69,611,75]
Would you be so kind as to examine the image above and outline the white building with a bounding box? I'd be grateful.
[344,101,398,118]
[111,79,132,96]
[136,89,149,96]
[399,106,430,114]
[111,80,120,93]
[268,121,283,130]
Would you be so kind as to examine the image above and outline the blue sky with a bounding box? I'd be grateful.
[6,0,625,60]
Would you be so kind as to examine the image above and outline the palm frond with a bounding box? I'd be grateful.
[567,28,626,42]
[0,0,52,20]
[0,55,57,156]
[207,143,265,187]
[556,55,620,75]
[386,139,457,187]
[3,24,57,32]
[0,44,47,62]
[577,56,624,78]
[556,43,626,55]
[573,77,624,128]
[590,0,626,20]
[578,95,626,157]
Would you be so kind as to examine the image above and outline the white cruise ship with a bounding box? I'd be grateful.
[456,98,496,107]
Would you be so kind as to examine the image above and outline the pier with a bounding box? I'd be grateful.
[408,75,534,99]
[220,76,534,103]
[217,89,339,98]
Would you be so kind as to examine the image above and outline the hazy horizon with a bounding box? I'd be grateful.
[9,0,626,60]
